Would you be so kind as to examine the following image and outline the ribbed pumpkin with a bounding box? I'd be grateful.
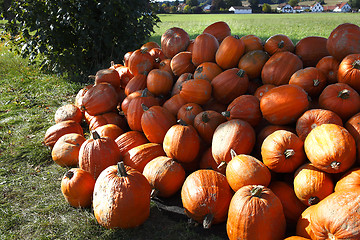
[79,131,121,179]
[192,33,219,67]
[93,162,151,229]
[315,56,340,84]
[193,110,226,144]
[264,34,295,55]
[240,34,264,53]
[260,84,309,125]
[115,66,134,88]
[193,62,222,82]
[52,133,86,167]
[54,104,83,124]
[94,124,124,141]
[181,169,233,229]
[161,27,190,59]
[88,111,127,132]
[74,84,93,109]
[295,36,329,67]
[338,53,360,93]
[61,168,96,208]
[215,35,245,70]
[171,72,192,96]
[94,68,121,89]
[115,131,148,157]
[289,67,327,98]
[162,94,187,117]
[226,185,286,240]
[148,47,166,69]
[143,156,185,198]
[146,69,173,96]
[345,112,360,143]
[199,147,226,174]
[202,21,231,43]
[141,41,160,51]
[128,48,154,76]
[170,51,195,77]
[334,167,360,192]
[177,103,203,126]
[238,50,270,79]
[179,78,212,105]
[124,72,148,96]
[296,205,316,239]
[43,120,84,148]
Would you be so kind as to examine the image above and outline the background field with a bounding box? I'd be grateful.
[1,13,360,240]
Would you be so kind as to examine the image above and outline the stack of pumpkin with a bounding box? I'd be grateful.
[43,21,360,239]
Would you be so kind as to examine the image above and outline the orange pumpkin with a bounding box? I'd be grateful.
[94,68,121,89]
[170,51,195,77]
[94,123,124,141]
[338,53,360,93]
[162,94,187,117]
[315,56,340,84]
[115,130,148,157]
[193,62,223,82]
[289,67,327,98]
[54,104,83,124]
[296,205,316,239]
[334,167,360,192]
[161,27,190,59]
[128,48,154,76]
[215,35,245,70]
[52,133,86,167]
[345,112,360,143]
[124,72,148,96]
[240,34,263,53]
[193,110,226,144]
[202,21,231,43]
[43,120,84,148]
[192,33,219,67]
[179,78,212,105]
[177,103,203,126]
[253,84,275,100]
[146,68,173,96]
[238,50,269,79]
[264,34,295,55]
[295,36,329,67]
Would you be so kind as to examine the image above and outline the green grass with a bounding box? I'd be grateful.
[1,13,360,239]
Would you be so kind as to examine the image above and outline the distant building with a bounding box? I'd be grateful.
[323,5,336,11]
[333,2,351,12]
[277,3,293,13]
[202,4,212,11]
[311,2,324,12]
[229,6,252,14]
[293,5,310,12]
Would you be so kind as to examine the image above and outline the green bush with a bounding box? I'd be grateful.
[4,0,160,81]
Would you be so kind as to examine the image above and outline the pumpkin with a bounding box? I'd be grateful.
[158,59,174,78]
[43,120,84,148]
[345,112,360,143]
[202,21,231,43]
[326,23,360,61]
[93,162,151,229]
[170,51,195,77]
[304,123,356,174]
[124,72,148,96]
[226,151,271,192]
[253,84,275,100]
[141,105,176,143]
[222,94,262,127]
[261,51,303,86]
[296,109,343,142]
[295,36,329,67]
[88,111,127,132]
[161,27,190,59]
[177,103,203,126]
[296,205,316,239]
[264,34,295,55]
[179,78,212,105]
[146,68,173,96]
[338,53,360,93]
[162,94,187,117]
[163,120,201,163]
[181,169,233,228]
[212,119,256,167]
[171,72,192,96]
[128,48,154,76]
[61,168,96,208]
[260,84,309,125]
[115,131,148,157]
[261,130,306,173]
[120,90,143,116]
[52,133,86,167]
[79,131,121,179]
[193,62,222,82]
[315,56,340,84]
[123,51,133,67]
[310,188,360,239]
[80,83,118,116]
[215,35,245,70]
[74,84,93,109]
[318,83,360,121]
[240,34,264,53]
[94,68,121,89]
[54,104,83,124]
[193,110,226,144]
[94,124,124,141]
[289,67,327,98]
[142,156,185,198]
[238,50,270,79]
[226,185,286,240]
[148,47,166,69]
[140,41,160,51]
[284,237,310,240]
[199,147,226,174]
[334,167,360,192]
[115,66,134,88]
[211,68,249,104]
[192,33,219,67]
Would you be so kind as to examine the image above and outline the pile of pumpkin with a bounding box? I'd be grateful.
[43,21,360,239]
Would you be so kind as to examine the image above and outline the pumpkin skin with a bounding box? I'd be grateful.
[52,133,86,167]
[128,48,154,76]
[161,27,190,59]
[181,169,233,228]
[158,59,174,78]
[295,36,329,67]
[296,109,343,142]
[240,34,264,53]
[43,120,84,148]
[115,131,148,157]
[93,162,151,229]
[94,68,121,89]
[264,34,295,55]
[162,94,187,117]
[310,189,360,239]
[163,122,201,163]
[315,56,340,84]
[79,131,121,179]
[215,35,245,70]
[318,83,360,121]
[88,111,127,132]
[202,21,231,43]
[238,50,270,79]
[261,51,303,86]
[261,130,306,173]
[284,237,310,240]
[226,185,286,240]
[334,167,360,192]
[179,78,212,105]
[170,51,195,77]
[211,68,249,104]
[146,69,173,96]
[289,67,327,98]
[337,53,360,93]
[193,62,222,82]
[296,205,316,239]
[260,84,309,125]
[61,168,96,208]
[143,156,185,198]
[54,104,83,124]
[115,66,134,88]
[193,110,226,144]
[192,33,219,67]
[74,84,93,109]
[177,103,203,126]
[171,72,192,96]
[345,112,360,144]
[212,119,256,166]
[254,84,275,100]
[326,23,360,61]
[226,152,271,192]
[304,124,356,174]
[141,41,160,51]
[124,72,148,96]
[94,124,124,141]
[148,47,166,69]
[199,147,226,174]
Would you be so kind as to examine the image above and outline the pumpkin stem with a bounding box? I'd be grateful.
[313,79,320,87]
[141,103,149,111]
[141,88,149,97]
[337,89,350,99]
[88,75,96,79]
[230,149,237,159]
[284,149,295,159]
[308,196,320,205]
[202,112,210,123]
[330,161,341,170]
[203,214,214,229]
[155,57,161,63]
[196,66,203,74]
[234,35,240,39]
[236,69,246,78]
[311,123,317,129]
[91,130,101,140]
[328,233,336,240]
[352,59,360,69]
[140,48,148,53]
[251,185,264,197]
[177,119,188,126]
[221,111,230,118]
[110,61,115,67]
[187,73,193,80]
[217,161,227,171]
[117,161,128,177]
[150,189,159,199]
[278,40,285,49]
[65,170,74,179]
[186,106,193,111]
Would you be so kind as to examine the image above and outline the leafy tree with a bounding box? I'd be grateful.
[174,0,180,7]
[248,0,261,12]
[224,0,242,8]
[349,0,360,9]
[211,0,227,10]
[262,3,272,12]
[186,0,199,6]
[4,0,160,80]
[288,0,299,7]
[183,4,192,12]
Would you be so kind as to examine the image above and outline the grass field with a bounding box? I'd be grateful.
[1,13,360,240]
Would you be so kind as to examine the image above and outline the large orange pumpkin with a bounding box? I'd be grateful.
[295,36,329,67]
[289,67,327,98]
[238,50,269,79]
[51,133,86,167]
[264,34,295,55]
[315,56,340,84]
[202,21,231,43]
[215,35,245,70]
[192,33,219,67]
[43,120,84,148]
[161,27,190,59]
[337,53,360,93]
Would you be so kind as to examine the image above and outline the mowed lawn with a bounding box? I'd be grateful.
[1,13,360,240]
